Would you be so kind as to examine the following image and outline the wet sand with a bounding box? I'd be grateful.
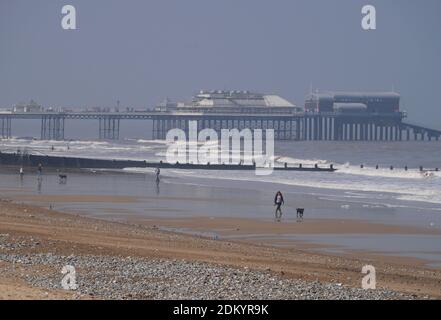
[12,194,140,203]
[132,216,441,236]
[128,216,441,268]
[1,168,441,267]
[1,199,441,299]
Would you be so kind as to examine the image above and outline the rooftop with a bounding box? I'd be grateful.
[183,90,296,109]
[307,91,400,99]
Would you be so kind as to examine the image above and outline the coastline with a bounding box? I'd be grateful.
[1,198,441,299]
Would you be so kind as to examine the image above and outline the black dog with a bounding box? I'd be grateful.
[59,174,67,184]
[296,208,304,219]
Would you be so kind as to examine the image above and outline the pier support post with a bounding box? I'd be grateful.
[1,117,12,139]
[307,117,311,141]
[41,116,65,140]
[288,120,293,140]
[314,117,319,140]
[99,117,120,140]
[334,120,340,141]
[349,123,354,141]
[318,117,323,140]
[363,123,368,141]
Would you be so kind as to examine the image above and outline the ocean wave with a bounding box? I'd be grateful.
[135,139,168,145]
[336,165,441,180]
[275,156,330,166]
[139,168,441,205]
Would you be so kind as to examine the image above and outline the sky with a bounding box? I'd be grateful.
[1,0,440,129]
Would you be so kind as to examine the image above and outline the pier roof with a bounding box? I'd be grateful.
[181,90,296,109]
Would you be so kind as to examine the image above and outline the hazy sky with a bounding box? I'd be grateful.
[1,0,440,129]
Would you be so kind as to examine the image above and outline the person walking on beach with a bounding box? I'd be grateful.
[19,167,24,178]
[37,163,43,176]
[155,167,160,183]
[274,191,284,220]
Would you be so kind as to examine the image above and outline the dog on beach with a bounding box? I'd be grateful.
[296,208,304,220]
[58,174,67,184]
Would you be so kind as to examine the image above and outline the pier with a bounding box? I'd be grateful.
[1,110,440,142]
[1,90,441,142]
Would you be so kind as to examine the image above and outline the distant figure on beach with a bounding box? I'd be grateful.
[51,145,55,151]
[155,167,160,183]
[274,191,284,220]
[19,167,24,178]
[37,163,43,176]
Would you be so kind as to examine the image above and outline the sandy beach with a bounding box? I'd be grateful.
[1,198,441,299]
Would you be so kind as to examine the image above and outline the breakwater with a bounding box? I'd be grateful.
[0,152,336,172]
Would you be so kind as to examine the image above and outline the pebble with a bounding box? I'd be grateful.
[0,252,420,300]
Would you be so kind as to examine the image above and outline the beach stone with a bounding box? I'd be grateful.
[0,252,421,300]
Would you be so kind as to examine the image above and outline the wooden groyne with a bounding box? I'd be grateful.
[0,152,336,172]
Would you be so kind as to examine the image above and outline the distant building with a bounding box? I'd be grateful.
[13,100,42,113]
[305,91,400,113]
[155,98,177,112]
[168,90,300,114]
